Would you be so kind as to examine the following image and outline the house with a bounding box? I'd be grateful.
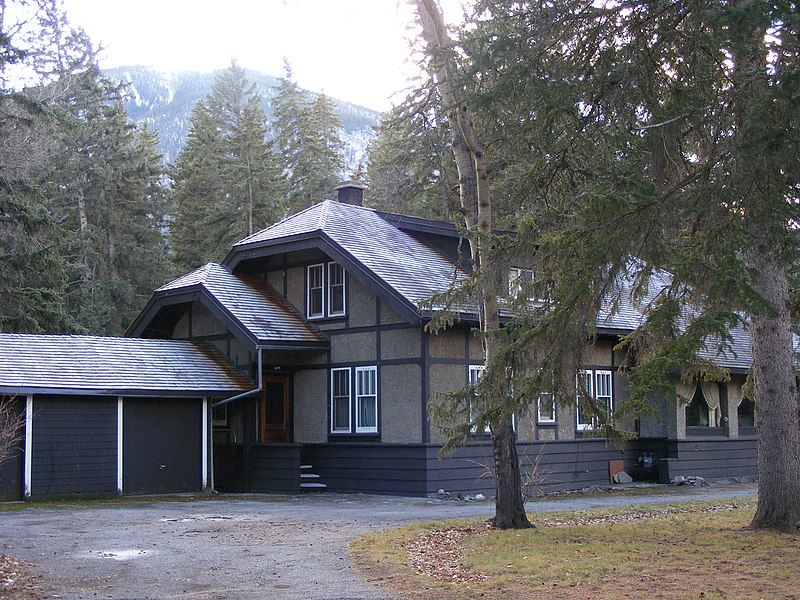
[0,182,760,500]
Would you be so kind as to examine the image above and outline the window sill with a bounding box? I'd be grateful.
[536,421,557,427]
[327,433,381,442]
[308,315,347,323]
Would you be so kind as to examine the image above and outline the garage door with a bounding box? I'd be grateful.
[123,398,202,495]
[0,396,24,501]
[31,396,117,498]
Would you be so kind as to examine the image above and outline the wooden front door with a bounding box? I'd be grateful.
[259,375,291,442]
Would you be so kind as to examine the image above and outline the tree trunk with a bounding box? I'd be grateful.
[415,0,531,529]
[746,238,800,531]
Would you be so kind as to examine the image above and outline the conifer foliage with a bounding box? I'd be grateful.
[0,0,170,335]
[272,64,345,212]
[170,62,287,271]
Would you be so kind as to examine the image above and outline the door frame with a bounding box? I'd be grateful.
[259,374,292,443]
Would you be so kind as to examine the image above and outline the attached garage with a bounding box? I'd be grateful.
[0,334,252,500]
[122,398,203,495]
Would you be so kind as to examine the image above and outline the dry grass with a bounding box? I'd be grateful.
[0,555,39,600]
[350,497,800,600]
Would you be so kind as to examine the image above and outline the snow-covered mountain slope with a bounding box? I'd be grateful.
[104,65,379,170]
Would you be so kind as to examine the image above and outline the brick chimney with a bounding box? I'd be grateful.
[335,179,367,206]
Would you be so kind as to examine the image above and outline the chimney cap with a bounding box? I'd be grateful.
[335,179,367,191]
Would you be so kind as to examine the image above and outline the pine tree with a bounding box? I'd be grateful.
[171,62,288,271]
[272,64,345,210]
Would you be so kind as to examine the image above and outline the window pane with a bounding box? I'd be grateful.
[333,396,350,430]
[538,393,555,422]
[333,369,349,396]
[308,265,324,317]
[328,263,345,315]
[358,396,377,429]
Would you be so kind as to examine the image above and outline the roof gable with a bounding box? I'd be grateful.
[130,263,328,349]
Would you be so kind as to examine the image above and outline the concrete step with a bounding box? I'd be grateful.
[300,482,327,492]
[300,465,313,470]
[300,473,320,479]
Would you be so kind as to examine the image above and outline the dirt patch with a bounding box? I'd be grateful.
[0,555,40,600]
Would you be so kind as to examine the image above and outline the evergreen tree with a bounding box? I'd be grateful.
[440,0,800,531]
[1,0,171,335]
[366,101,460,220]
[171,62,287,271]
[272,63,345,210]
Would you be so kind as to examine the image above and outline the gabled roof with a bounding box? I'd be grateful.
[0,334,252,397]
[129,263,328,350]
[227,200,470,321]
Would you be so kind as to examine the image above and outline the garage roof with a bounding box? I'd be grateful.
[0,334,253,397]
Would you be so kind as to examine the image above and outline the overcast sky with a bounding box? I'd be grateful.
[60,0,466,112]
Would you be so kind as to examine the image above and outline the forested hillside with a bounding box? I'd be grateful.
[104,65,378,169]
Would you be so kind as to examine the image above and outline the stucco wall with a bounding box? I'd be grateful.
[294,369,328,443]
[380,364,422,443]
[331,332,377,364]
[348,278,376,327]
[380,328,421,360]
[429,329,466,359]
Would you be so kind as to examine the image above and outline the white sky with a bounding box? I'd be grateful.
[60,0,467,111]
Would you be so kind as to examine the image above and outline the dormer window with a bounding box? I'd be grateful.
[509,267,534,296]
[306,261,347,319]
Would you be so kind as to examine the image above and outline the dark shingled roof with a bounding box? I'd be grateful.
[0,334,252,396]
[155,263,327,347]
[228,201,767,372]
[233,200,469,310]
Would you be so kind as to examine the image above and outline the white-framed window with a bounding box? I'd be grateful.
[328,262,346,317]
[330,367,351,433]
[576,369,613,431]
[468,365,490,434]
[537,392,556,424]
[509,267,534,296]
[307,263,325,319]
[355,366,378,433]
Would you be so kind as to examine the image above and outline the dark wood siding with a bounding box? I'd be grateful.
[123,398,201,495]
[427,440,627,495]
[214,443,301,493]
[31,396,117,498]
[303,443,428,495]
[653,437,758,482]
[0,396,24,501]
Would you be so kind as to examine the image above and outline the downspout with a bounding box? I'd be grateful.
[210,349,264,494]
[212,348,264,409]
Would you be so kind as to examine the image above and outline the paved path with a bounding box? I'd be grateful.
[0,485,756,600]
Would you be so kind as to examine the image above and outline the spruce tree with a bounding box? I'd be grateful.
[272,64,345,210]
[171,62,287,271]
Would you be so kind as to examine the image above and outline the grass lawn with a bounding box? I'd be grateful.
[350,497,800,599]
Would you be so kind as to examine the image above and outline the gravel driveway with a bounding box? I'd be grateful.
[0,485,756,600]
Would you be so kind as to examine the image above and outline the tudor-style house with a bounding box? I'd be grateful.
[0,181,765,500]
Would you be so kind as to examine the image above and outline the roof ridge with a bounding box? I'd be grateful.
[236,201,328,245]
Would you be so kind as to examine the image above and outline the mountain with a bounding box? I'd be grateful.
[103,65,380,170]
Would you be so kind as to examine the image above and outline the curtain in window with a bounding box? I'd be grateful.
[726,382,744,407]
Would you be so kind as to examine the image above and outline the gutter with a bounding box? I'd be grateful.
[212,349,263,408]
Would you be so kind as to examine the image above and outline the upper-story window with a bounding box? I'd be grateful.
[307,261,347,319]
[328,263,346,317]
[307,264,325,318]
[576,369,613,431]
[537,392,556,424]
[509,267,534,296]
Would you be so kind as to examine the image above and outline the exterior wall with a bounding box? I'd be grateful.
[380,364,422,443]
[651,437,758,482]
[31,396,118,498]
[0,396,23,501]
[293,369,328,443]
[214,443,301,493]
[172,303,252,372]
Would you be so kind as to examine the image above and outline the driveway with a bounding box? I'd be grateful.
[0,485,756,600]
